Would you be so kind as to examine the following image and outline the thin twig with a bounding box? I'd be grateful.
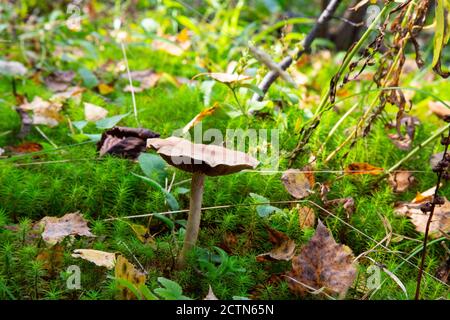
[415,124,450,300]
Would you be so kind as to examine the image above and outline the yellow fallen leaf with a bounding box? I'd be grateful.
[98,83,114,95]
[115,255,147,300]
[345,163,384,175]
[182,103,220,134]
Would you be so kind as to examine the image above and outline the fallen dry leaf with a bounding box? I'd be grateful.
[7,142,43,154]
[435,257,449,284]
[72,249,116,269]
[386,116,419,151]
[97,126,160,159]
[98,83,114,95]
[412,185,439,204]
[281,167,315,199]
[36,244,64,274]
[44,70,75,92]
[388,133,412,151]
[394,188,450,238]
[115,255,146,300]
[129,223,154,244]
[257,227,296,262]
[19,96,63,127]
[297,205,316,229]
[181,103,219,134]
[388,171,415,193]
[325,197,355,219]
[50,86,84,104]
[430,152,450,172]
[84,102,108,122]
[345,163,384,175]
[121,69,162,92]
[39,212,95,245]
[287,220,357,297]
[152,29,191,56]
[204,286,219,300]
[409,205,450,238]
[429,101,450,119]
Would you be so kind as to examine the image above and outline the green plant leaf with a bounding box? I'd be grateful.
[132,173,179,211]
[154,277,191,300]
[138,153,167,182]
[78,67,99,88]
[250,193,282,218]
[153,213,174,230]
[95,113,130,129]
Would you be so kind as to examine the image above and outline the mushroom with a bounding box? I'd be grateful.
[0,60,29,138]
[147,136,259,267]
[0,60,27,97]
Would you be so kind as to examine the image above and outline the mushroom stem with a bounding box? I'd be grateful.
[177,171,206,268]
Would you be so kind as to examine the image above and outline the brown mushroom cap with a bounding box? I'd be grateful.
[147,136,259,176]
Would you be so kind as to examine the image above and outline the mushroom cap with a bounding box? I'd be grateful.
[0,60,27,77]
[147,136,259,176]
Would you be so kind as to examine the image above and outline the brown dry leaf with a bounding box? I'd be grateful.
[435,258,449,284]
[181,103,220,134]
[98,83,114,95]
[386,116,419,151]
[152,29,191,56]
[72,249,116,269]
[409,206,450,238]
[257,227,296,262]
[19,96,63,127]
[44,70,75,92]
[287,220,357,297]
[430,152,449,171]
[281,167,315,199]
[50,86,84,104]
[8,142,43,154]
[147,136,259,176]
[325,197,355,219]
[84,102,108,122]
[98,126,160,159]
[387,133,412,151]
[429,101,450,119]
[121,69,162,92]
[36,244,64,274]
[204,286,219,300]
[39,212,95,245]
[115,255,147,300]
[193,72,252,84]
[394,188,450,238]
[297,205,316,229]
[345,163,384,175]
[412,185,439,204]
[388,171,415,193]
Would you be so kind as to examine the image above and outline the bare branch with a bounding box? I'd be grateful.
[251,0,343,102]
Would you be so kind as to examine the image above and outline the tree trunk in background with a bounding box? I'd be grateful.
[318,0,368,51]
